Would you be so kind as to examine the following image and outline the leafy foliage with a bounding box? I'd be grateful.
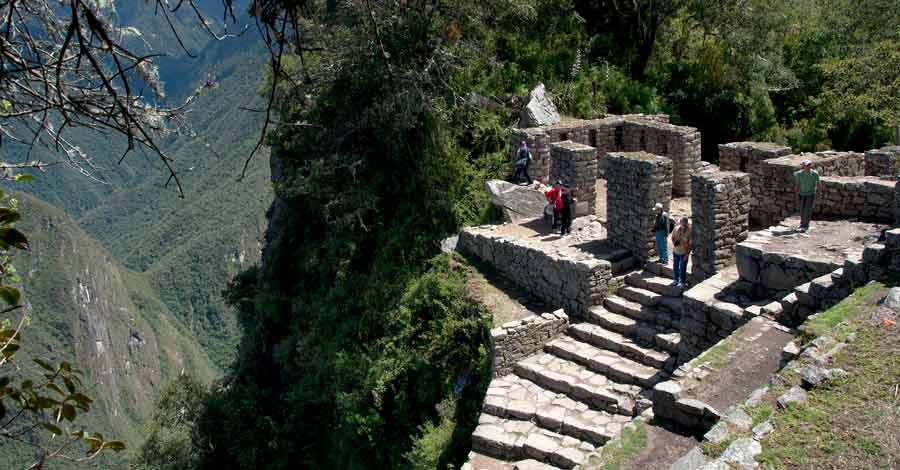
[130,375,208,470]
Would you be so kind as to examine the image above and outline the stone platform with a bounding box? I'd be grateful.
[735,217,887,297]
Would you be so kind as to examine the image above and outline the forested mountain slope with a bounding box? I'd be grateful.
[1,193,217,469]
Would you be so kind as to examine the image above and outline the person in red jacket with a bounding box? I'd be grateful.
[545,180,564,229]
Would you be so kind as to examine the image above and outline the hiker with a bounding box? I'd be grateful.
[794,159,819,232]
[671,217,692,289]
[560,184,576,237]
[545,180,563,229]
[512,141,533,185]
[653,203,674,264]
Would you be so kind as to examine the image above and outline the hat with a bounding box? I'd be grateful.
[556,180,564,186]
[654,203,663,210]
[802,160,813,166]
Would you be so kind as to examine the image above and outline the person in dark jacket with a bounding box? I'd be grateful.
[560,184,576,237]
[653,203,674,264]
[512,141,533,184]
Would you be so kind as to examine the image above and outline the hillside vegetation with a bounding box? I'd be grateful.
[163,1,898,469]
[1,193,217,469]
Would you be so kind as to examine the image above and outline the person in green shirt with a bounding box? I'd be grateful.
[793,160,820,232]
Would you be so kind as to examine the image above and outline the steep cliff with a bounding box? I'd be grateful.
[1,193,217,468]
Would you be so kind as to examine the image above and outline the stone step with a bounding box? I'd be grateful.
[617,285,663,307]
[514,353,646,416]
[586,306,682,354]
[463,451,565,470]
[602,296,680,328]
[610,256,639,275]
[470,416,594,469]
[625,272,684,297]
[644,260,694,281]
[481,375,631,447]
[544,336,668,388]
[568,323,674,370]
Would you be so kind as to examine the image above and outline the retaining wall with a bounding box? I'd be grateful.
[490,311,569,377]
[458,227,613,318]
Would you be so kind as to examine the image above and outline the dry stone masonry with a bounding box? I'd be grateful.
[509,114,700,196]
[606,152,673,261]
[814,176,896,221]
[458,226,614,318]
[550,141,598,216]
[750,151,865,226]
[864,145,900,177]
[491,311,569,377]
[690,171,751,282]
[718,142,791,173]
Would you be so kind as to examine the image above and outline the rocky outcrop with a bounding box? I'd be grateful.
[485,180,549,223]
[519,83,561,128]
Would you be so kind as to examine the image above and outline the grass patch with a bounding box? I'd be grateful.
[801,281,886,341]
[702,434,737,459]
[582,421,649,470]
[749,403,774,428]
[690,336,737,370]
[756,303,900,469]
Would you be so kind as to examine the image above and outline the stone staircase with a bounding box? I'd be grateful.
[467,262,686,469]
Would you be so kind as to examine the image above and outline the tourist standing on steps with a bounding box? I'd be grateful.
[512,140,533,185]
[545,180,563,229]
[560,184,576,237]
[794,160,819,232]
[671,217,692,289]
[653,203,674,264]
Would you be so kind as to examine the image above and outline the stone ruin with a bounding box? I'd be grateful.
[690,171,751,282]
[510,114,701,196]
[550,141,598,216]
[605,152,672,260]
[462,108,900,469]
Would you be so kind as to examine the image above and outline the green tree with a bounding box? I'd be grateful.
[130,375,208,470]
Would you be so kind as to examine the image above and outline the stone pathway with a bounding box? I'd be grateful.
[465,262,688,469]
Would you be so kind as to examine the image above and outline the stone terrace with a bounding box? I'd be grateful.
[735,217,887,297]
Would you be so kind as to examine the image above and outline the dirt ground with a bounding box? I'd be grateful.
[688,318,794,412]
[459,256,558,326]
[622,423,699,470]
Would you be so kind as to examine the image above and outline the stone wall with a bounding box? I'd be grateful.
[457,226,614,318]
[691,171,751,282]
[679,271,752,358]
[864,146,900,177]
[814,177,895,221]
[718,142,791,173]
[619,120,701,197]
[550,141,598,216]
[490,311,569,377]
[736,242,844,298]
[750,151,865,226]
[510,114,700,196]
[606,152,673,261]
